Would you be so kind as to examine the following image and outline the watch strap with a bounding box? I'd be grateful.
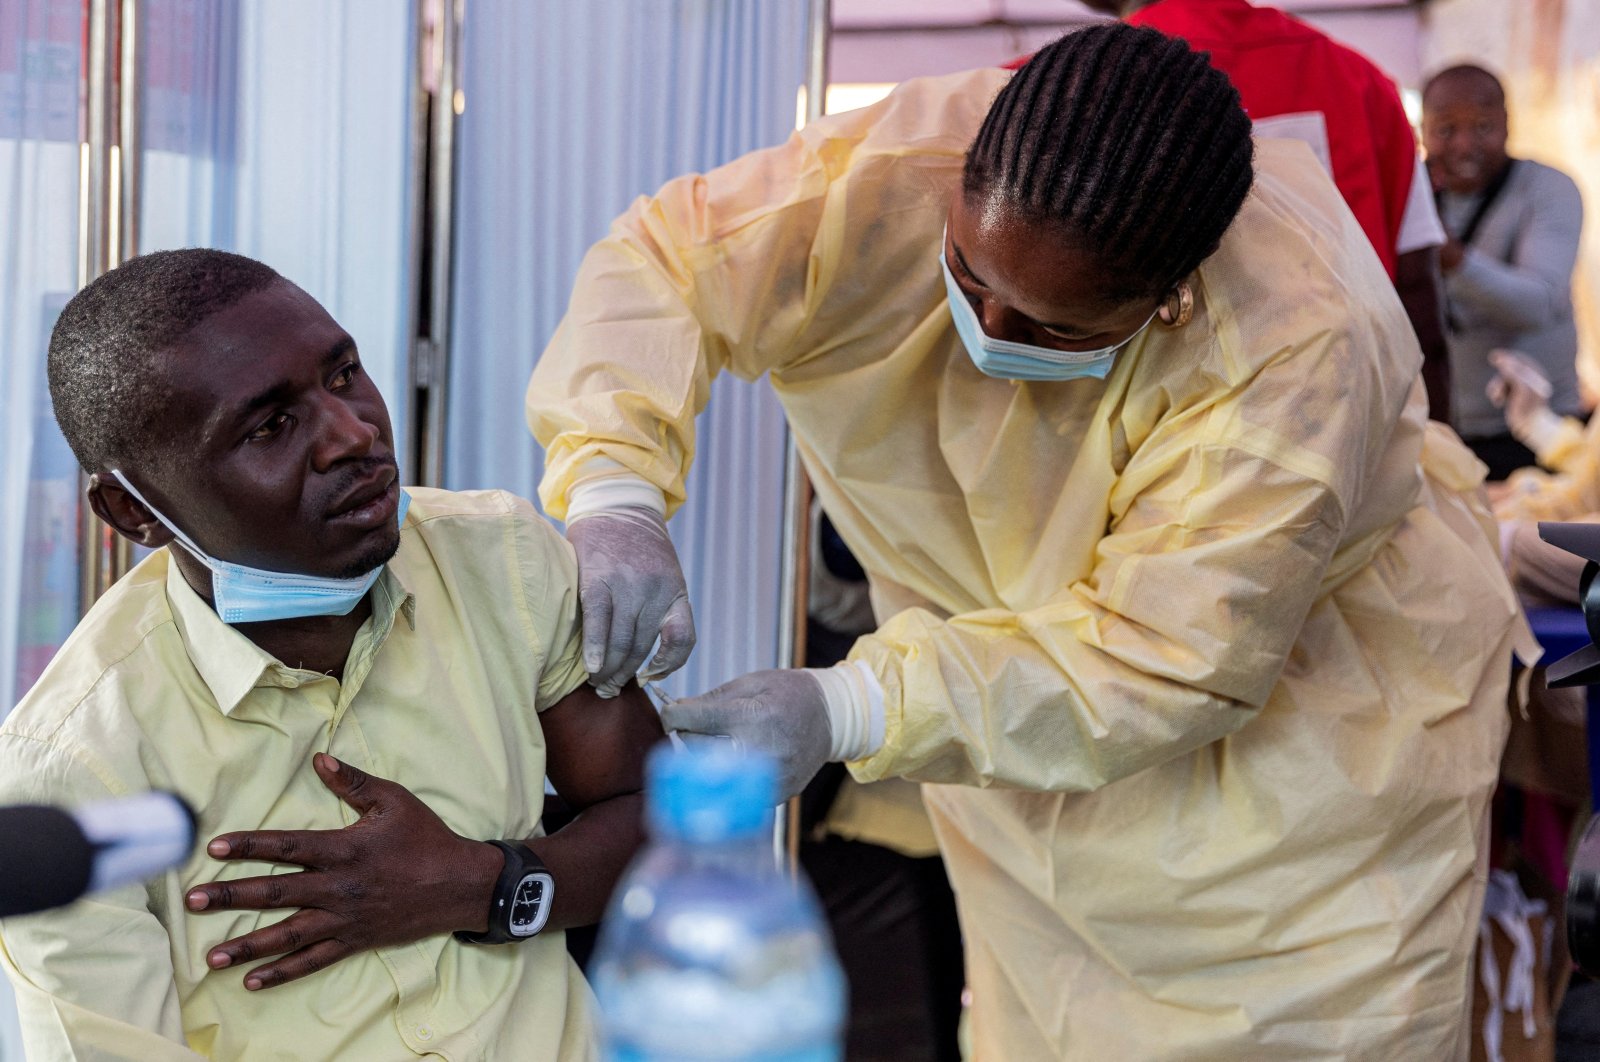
[453,840,548,945]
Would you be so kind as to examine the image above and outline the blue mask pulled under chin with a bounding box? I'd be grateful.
[108,470,409,625]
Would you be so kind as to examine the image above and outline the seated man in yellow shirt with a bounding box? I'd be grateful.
[0,248,664,1060]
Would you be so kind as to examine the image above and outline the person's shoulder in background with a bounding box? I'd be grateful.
[1513,157,1583,212]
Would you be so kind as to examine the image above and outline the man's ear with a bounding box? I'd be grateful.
[87,473,174,548]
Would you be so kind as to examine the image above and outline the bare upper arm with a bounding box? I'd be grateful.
[541,683,665,810]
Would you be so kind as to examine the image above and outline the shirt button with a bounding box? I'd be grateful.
[415,1026,434,1042]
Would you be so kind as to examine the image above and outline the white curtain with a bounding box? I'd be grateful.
[0,2,80,1050]
[140,0,417,474]
[0,5,415,1049]
[448,0,810,696]
[0,1,82,715]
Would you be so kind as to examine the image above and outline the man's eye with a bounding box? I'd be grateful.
[248,413,290,442]
[333,363,360,388]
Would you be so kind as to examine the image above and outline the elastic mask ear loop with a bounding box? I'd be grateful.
[106,470,219,571]
[1157,281,1194,328]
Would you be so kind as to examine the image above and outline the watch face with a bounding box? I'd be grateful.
[508,872,553,937]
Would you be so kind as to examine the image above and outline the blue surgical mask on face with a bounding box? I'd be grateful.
[108,470,409,625]
[940,254,1154,382]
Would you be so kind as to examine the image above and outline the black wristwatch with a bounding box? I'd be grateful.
[453,840,555,945]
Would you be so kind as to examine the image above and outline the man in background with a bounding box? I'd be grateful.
[1424,64,1585,480]
[1080,0,1453,420]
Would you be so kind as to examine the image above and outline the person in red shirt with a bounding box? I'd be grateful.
[1075,0,1451,419]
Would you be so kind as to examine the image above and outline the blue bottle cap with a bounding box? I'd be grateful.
[647,744,778,843]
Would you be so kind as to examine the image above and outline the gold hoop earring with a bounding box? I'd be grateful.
[1158,282,1193,328]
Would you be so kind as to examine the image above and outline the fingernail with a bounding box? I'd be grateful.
[208,839,229,857]
[208,951,231,969]
[186,890,209,911]
[584,651,602,671]
[244,976,262,991]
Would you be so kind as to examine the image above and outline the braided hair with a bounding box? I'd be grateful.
[964,23,1254,300]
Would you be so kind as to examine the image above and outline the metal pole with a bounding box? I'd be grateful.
[803,0,832,129]
[77,0,123,615]
[774,0,831,876]
[417,0,462,488]
[118,0,140,264]
[403,0,434,485]
[110,0,141,583]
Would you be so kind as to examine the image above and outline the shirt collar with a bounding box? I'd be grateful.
[164,553,416,716]
[373,564,418,633]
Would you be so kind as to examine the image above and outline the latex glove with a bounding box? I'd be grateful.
[660,664,884,799]
[1487,349,1562,449]
[564,506,695,696]
[660,670,833,799]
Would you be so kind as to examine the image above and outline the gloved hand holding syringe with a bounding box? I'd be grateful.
[643,681,691,753]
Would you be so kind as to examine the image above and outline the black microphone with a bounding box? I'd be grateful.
[0,792,197,918]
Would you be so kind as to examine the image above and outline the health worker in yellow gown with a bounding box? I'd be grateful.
[528,24,1531,1060]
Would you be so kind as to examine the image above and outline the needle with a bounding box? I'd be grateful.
[644,681,688,751]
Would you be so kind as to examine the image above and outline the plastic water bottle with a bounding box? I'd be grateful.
[591,745,846,1061]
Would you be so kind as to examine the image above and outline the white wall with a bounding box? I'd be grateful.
[1301,8,1424,86]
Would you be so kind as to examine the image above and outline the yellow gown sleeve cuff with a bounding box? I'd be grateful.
[843,646,907,783]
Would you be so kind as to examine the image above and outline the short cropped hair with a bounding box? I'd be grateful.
[1421,64,1506,110]
[48,249,282,473]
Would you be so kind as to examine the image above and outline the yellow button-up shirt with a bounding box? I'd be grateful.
[0,488,596,1061]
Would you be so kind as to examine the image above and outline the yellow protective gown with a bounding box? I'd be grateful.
[529,68,1531,1060]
